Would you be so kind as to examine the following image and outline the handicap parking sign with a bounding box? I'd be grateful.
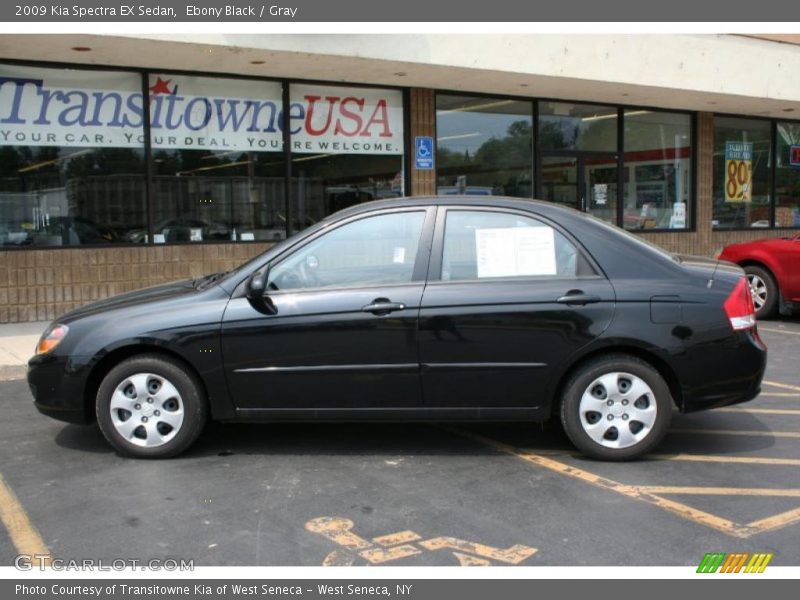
[415,136,434,170]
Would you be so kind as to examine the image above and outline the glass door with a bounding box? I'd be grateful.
[540,153,618,224]
[540,156,579,210]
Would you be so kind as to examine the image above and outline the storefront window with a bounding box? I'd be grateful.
[775,122,800,228]
[623,110,692,230]
[712,117,771,230]
[436,95,532,197]
[538,102,617,152]
[0,65,145,247]
[150,75,286,243]
[289,84,404,233]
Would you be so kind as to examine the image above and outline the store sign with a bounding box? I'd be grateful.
[0,66,403,155]
[290,84,403,155]
[724,141,753,203]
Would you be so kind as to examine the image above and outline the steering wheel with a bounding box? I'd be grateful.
[298,260,322,288]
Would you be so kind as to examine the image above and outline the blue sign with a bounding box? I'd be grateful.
[415,136,434,170]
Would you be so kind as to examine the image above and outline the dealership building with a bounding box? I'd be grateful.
[1,33,799,323]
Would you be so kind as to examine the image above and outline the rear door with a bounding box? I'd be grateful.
[419,207,615,408]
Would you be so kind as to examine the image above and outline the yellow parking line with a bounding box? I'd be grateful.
[670,428,800,439]
[444,427,746,538]
[648,453,800,466]
[763,380,800,393]
[758,392,800,398]
[759,327,800,336]
[635,486,800,497]
[0,473,50,564]
[745,508,800,536]
[717,407,800,416]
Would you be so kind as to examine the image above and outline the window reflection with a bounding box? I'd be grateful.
[0,66,146,247]
[289,84,405,234]
[775,122,800,227]
[149,74,286,243]
[712,117,771,230]
[436,95,532,197]
[539,102,617,152]
[623,110,692,230]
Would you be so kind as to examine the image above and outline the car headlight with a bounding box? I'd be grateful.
[36,324,69,355]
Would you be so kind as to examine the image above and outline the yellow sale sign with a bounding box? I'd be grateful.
[725,141,753,203]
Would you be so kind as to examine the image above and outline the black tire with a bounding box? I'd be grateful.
[744,265,778,320]
[95,354,207,458]
[559,354,673,461]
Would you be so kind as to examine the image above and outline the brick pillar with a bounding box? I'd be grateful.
[408,88,436,196]
[695,112,714,253]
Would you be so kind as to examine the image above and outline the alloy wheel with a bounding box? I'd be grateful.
[747,273,768,311]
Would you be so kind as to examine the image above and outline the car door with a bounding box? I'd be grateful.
[419,207,615,408]
[221,207,435,410]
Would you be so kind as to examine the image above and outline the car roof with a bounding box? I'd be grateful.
[326,195,583,221]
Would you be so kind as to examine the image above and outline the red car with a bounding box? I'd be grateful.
[718,234,800,319]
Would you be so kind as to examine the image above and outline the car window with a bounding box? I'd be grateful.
[268,211,426,291]
[442,210,580,281]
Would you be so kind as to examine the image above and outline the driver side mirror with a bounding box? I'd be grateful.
[246,266,277,315]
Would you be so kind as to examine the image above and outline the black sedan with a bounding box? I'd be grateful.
[28,197,767,460]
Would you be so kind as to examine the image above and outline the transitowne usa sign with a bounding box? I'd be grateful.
[0,65,404,155]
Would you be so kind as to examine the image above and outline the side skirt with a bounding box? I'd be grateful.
[229,407,548,422]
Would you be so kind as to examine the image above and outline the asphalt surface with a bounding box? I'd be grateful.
[1,319,800,567]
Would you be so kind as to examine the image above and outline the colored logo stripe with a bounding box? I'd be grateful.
[697,552,773,573]
[697,553,726,573]
[745,553,773,573]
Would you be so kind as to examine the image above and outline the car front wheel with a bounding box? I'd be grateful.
[96,354,207,458]
[744,265,778,320]
[560,354,672,461]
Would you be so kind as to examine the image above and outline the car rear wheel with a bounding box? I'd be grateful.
[744,265,778,320]
[560,354,672,461]
[96,354,207,458]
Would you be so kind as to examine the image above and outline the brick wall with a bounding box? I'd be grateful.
[409,88,436,196]
[0,243,269,323]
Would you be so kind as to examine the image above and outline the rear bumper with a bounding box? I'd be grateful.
[27,354,92,425]
[679,329,767,413]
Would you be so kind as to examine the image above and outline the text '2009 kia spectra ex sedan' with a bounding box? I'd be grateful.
[28,197,766,460]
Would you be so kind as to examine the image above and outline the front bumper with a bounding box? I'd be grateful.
[28,354,92,425]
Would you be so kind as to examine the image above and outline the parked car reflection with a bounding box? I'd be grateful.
[126,218,231,243]
[1,216,121,247]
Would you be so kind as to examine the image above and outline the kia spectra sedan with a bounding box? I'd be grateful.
[28,197,767,460]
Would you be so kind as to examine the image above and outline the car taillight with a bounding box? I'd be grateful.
[723,277,756,331]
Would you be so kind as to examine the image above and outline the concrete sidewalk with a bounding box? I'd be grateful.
[0,322,48,368]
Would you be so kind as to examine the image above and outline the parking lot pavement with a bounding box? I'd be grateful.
[1,318,799,567]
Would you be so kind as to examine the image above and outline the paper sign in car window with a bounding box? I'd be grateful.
[475,227,556,278]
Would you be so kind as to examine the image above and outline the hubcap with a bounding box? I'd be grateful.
[579,372,657,449]
[747,274,767,311]
[109,373,184,448]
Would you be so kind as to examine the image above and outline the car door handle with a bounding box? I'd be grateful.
[556,292,602,306]
[362,300,406,315]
